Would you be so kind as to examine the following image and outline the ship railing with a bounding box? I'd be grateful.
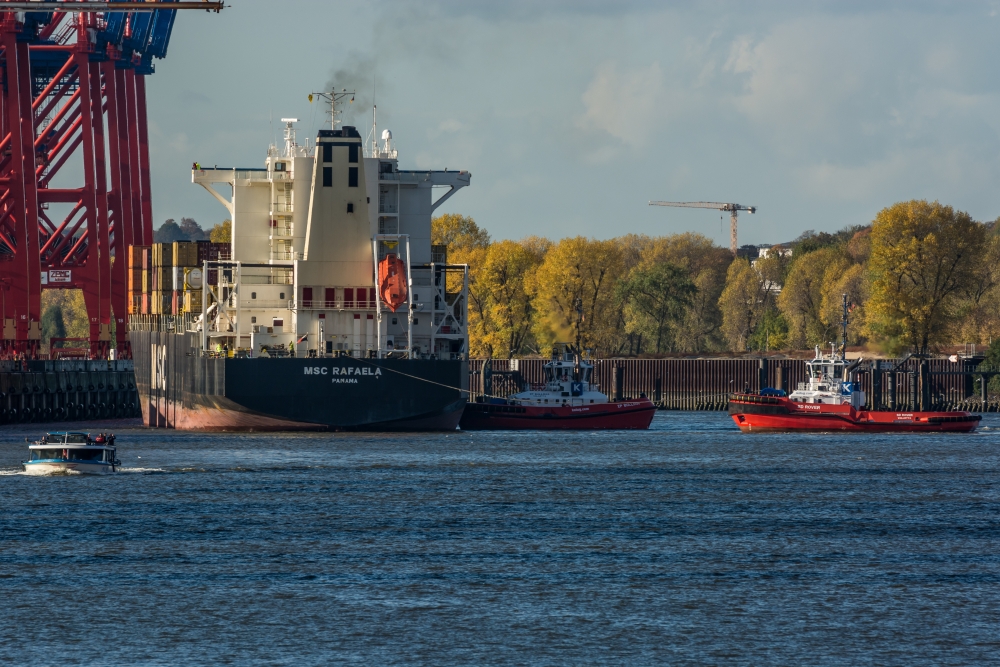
[235,169,268,181]
[270,225,293,237]
[236,299,294,309]
[293,300,377,310]
[240,272,293,285]
[378,173,400,182]
[271,202,294,213]
[270,172,291,181]
[270,251,293,261]
[379,204,398,214]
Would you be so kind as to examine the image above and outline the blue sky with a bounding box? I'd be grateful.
[146,0,1000,247]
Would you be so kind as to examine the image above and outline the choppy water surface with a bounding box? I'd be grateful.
[2,413,1000,665]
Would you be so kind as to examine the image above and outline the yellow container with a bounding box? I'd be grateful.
[183,290,204,313]
[172,241,199,267]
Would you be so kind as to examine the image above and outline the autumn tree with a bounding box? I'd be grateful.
[210,219,232,243]
[865,200,988,354]
[718,256,782,351]
[466,240,544,358]
[778,247,842,348]
[530,237,625,355]
[955,229,1000,345]
[431,213,490,255]
[40,289,89,354]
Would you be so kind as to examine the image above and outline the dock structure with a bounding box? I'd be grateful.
[470,358,1000,413]
[0,359,138,423]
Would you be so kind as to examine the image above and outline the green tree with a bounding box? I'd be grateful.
[154,219,185,243]
[617,261,696,354]
[179,217,208,240]
[209,219,232,243]
[635,233,730,353]
[747,308,790,352]
[865,200,988,354]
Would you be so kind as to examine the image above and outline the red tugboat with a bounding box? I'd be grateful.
[460,349,656,430]
[729,296,981,433]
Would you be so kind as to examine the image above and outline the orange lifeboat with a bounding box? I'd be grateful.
[378,253,408,312]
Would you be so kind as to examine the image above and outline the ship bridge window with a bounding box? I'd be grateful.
[323,167,332,187]
[349,144,359,163]
[322,144,332,163]
[275,162,285,171]
[347,203,354,213]
[348,167,358,187]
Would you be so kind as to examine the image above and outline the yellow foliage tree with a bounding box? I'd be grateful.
[865,200,988,354]
[40,289,89,354]
[778,247,842,348]
[466,240,544,358]
[718,257,781,351]
[431,213,490,254]
[209,219,231,243]
[530,237,625,355]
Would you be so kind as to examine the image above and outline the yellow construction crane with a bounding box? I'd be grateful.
[648,201,756,256]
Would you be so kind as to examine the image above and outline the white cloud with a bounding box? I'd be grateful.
[576,61,667,150]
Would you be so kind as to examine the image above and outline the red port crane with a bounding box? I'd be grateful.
[648,201,756,256]
[0,1,223,360]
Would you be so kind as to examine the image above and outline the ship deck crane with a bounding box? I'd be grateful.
[648,201,756,256]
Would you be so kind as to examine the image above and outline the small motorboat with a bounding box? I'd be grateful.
[460,348,656,430]
[22,431,121,475]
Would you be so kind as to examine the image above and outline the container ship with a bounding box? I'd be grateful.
[130,93,472,430]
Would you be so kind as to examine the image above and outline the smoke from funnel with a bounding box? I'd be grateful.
[324,52,386,127]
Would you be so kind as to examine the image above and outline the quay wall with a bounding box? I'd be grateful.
[0,360,139,424]
[470,358,1000,412]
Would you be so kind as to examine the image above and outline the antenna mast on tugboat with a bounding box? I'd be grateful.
[841,293,849,361]
[308,88,355,131]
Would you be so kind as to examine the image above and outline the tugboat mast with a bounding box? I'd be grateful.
[840,293,849,361]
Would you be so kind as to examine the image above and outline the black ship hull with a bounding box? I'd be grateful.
[132,330,467,431]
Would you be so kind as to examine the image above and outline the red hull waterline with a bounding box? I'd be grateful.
[460,399,656,430]
[728,393,981,433]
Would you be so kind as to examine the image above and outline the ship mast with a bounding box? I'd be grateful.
[841,293,849,360]
[308,88,355,131]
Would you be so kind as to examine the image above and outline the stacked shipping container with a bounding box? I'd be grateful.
[129,241,231,315]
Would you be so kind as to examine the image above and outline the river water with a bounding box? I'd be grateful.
[1,413,999,665]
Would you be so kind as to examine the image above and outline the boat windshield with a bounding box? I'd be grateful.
[31,449,64,460]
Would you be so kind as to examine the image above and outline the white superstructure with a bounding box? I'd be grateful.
[191,97,471,360]
[509,352,609,407]
[788,345,866,407]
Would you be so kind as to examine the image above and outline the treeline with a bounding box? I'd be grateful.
[434,200,1000,359]
[154,218,230,243]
